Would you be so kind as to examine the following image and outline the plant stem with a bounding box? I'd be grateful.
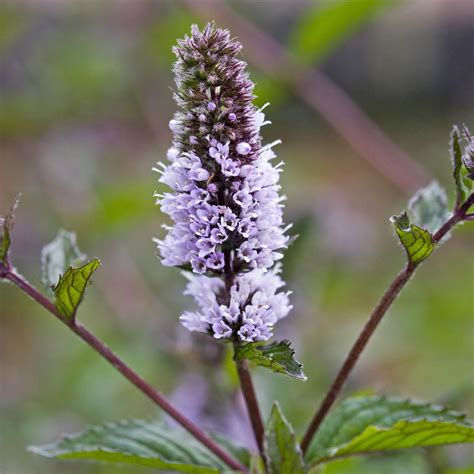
[300,263,415,454]
[218,182,265,459]
[300,193,473,455]
[433,194,474,243]
[234,348,266,456]
[3,268,247,473]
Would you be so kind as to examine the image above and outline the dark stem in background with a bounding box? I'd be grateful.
[300,193,474,454]
[1,267,247,473]
[182,0,431,195]
[300,263,415,454]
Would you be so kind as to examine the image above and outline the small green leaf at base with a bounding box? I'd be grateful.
[53,258,100,320]
[29,419,235,473]
[306,395,474,466]
[390,212,434,265]
[41,230,87,292]
[234,340,306,380]
[264,403,306,474]
[0,194,20,264]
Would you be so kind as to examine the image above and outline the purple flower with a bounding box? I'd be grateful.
[206,252,225,270]
[210,226,228,244]
[180,265,292,342]
[236,142,252,155]
[155,23,293,342]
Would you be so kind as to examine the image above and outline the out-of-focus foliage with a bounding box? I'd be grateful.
[291,0,397,63]
[41,230,87,291]
[408,181,450,234]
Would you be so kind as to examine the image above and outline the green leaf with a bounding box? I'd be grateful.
[315,452,430,474]
[460,125,474,179]
[264,403,306,474]
[41,230,87,292]
[234,340,306,381]
[0,194,20,264]
[291,0,396,64]
[52,258,100,320]
[390,212,434,265]
[408,181,450,235]
[450,125,474,211]
[29,419,230,473]
[450,126,471,209]
[306,395,474,466]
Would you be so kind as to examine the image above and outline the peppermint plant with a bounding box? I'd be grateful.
[1,23,473,474]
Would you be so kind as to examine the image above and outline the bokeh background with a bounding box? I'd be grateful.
[1,1,473,473]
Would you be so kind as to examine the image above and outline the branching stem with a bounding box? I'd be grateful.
[1,267,247,473]
[300,193,473,455]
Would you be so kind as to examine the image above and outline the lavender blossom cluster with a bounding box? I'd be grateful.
[154,23,292,342]
[181,265,291,342]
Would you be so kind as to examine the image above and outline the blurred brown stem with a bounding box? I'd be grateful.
[182,0,431,194]
[0,265,247,473]
[300,192,473,455]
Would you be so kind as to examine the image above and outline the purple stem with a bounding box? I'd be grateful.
[2,268,247,473]
[301,193,473,454]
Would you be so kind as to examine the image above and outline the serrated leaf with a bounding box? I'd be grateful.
[306,395,474,466]
[451,126,472,209]
[408,181,450,235]
[53,258,100,320]
[390,212,434,265]
[264,403,306,474]
[29,419,231,473]
[290,0,396,64]
[234,340,306,380]
[326,419,474,460]
[41,230,87,292]
[0,194,20,263]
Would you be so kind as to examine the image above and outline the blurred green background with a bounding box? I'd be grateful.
[0,1,473,473]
